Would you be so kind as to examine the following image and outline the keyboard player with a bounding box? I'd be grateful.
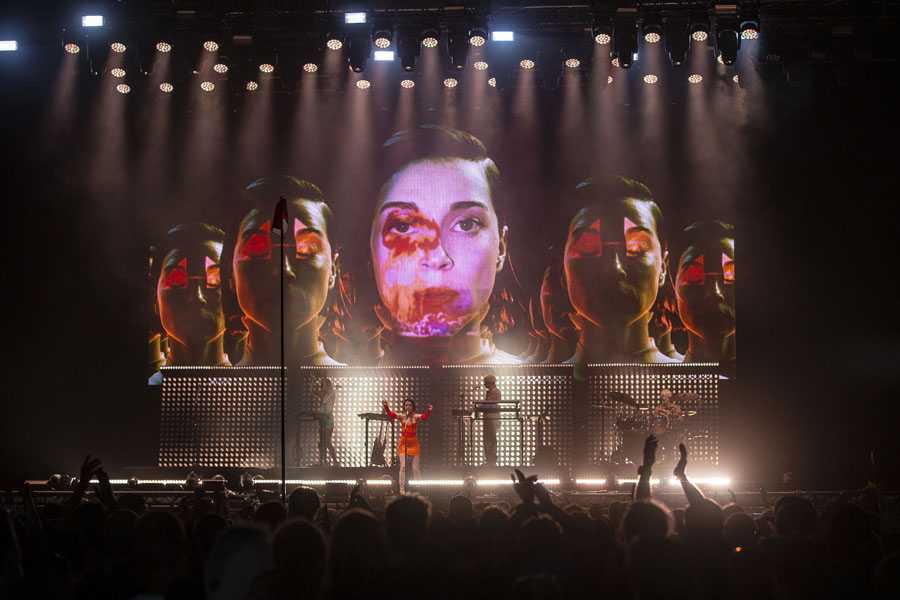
[482,375,501,466]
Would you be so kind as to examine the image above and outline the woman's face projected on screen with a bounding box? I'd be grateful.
[371,158,504,337]
[233,200,334,334]
[676,235,735,338]
[564,197,666,329]
[157,239,225,351]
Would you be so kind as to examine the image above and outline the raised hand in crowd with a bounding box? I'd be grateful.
[66,454,103,509]
[634,435,658,501]
[673,443,704,506]
[512,468,539,505]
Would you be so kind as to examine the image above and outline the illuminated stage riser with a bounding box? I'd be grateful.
[158,365,718,470]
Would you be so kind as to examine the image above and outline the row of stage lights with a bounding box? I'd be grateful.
[45,9,758,96]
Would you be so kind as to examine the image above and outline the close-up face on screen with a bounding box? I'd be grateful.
[370,158,502,338]
[676,236,736,339]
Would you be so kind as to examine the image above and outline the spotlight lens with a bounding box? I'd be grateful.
[110,42,126,53]
[356,79,371,89]
[422,36,438,48]
[64,43,80,54]
[327,38,343,51]
[200,81,215,92]
[564,58,580,69]
[611,57,620,68]
[110,67,126,78]
[302,62,318,73]
[400,79,415,88]
[488,77,497,87]
[519,59,535,70]
[645,32,661,44]
[156,41,172,53]
[595,33,611,45]
[116,83,131,94]
[473,61,488,71]
[246,80,259,91]
[469,35,486,47]
[741,27,759,40]
[717,53,725,65]
[203,40,219,52]
[160,82,173,93]
[688,73,703,83]
[82,15,104,28]
[692,31,708,42]
[643,74,658,84]
[374,36,391,49]
[732,74,740,83]
[443,77,458,88]
[259,63,274,73]
[213,63,228,74]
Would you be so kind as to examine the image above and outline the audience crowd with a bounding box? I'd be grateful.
[2,439,898,600]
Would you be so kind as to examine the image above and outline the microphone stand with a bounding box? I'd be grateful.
[276,197,287,504]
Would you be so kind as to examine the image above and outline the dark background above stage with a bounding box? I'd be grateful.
[2,2,899,489]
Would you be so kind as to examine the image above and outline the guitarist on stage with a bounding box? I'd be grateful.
[383,399,433,493]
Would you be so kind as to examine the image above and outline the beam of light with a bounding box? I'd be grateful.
[557,54,587,184]
[43,50,80,142]
[136,49,174,229]
[287,58,323,177]
[590,42,627,174]
[236,66,275,184]
[574,479,608,485]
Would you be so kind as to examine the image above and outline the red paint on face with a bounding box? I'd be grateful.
[381,210,440,259]
[205,256,221,288]
[294,218,325,259]
[415,287,462,317]
[163,258,189,289]
[239,221,273,260]
[568,219,604,257]
[722,253,735,284]
[680,256,705,286]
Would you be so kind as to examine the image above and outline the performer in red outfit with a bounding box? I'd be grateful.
[383,398,433,493]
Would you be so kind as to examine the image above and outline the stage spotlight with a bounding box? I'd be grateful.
[741,21,759,40]
[156,41,171,53]
[373,50,394,61]
[64,42,80,54]
[611,56,619,68]
[473,60,488,70]
[716,26,740,65]
[302,62,318,73]
[422,30,439,48]
[356,79,371,89]
[116,83,131,94]
[492,31,514,42]
[447,31,468,70]
[82,15,103,28]
[443,77,458,88]
[160,82,173,93]
[347,33,370,72]
[110,42,126,53]
[643,74,658,84]
[613,19,639,68]
[373,30,392,49]
[345,12,366,25]
[246,80,258,91]
[691,19,710,43]
[519,58,535,69]
[643,12,663,44]
[565,58,580,69]
[469,28,487,47]
[213,63,228,74]
[732,74,739,83]
[259,63,274,73]
[203,40,219,52]
[688,73,703,83]
[0,41,17,52]
[398,30,420,71]
[607,74,613,84]
[488,76,497,87]
[400,79,415,88]
[110,67,125,78]
[200,80,215,92]
[665,18,690,66]
[326,37,343,51]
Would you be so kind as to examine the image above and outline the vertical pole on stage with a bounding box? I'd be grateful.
[273,197,288,504]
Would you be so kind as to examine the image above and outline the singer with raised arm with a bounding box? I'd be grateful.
[482,375,501,466]
[383,398,433,494]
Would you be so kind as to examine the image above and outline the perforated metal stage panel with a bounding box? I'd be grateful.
[156,364,719,470]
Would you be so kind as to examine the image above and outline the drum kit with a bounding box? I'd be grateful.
[605,391,707,466]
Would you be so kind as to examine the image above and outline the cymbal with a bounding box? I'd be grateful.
[606,391,638,407]
[674,392,700,403]
[685,410,698,416]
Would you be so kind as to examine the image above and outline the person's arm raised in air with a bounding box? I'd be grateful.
[382,401,397,421]
[673,443,704,507]
[418,404,434,421]
[634,435,658,501]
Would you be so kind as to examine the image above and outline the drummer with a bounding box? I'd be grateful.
[655,389,685,427]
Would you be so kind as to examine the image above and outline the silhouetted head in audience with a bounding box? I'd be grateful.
[774,496,818,538]
[684,498,724,543]
[480,505,510,539]
[254,501,287,531]
[204,525,272,600]
[386,494,432,555]
[449,494,474,522]
[272,518,327,598]
[723,512,757,550]
[327,509,387,600]
[192,514,228,565]
[288,486,321,520]
[621,500,674,544]
[117,493,147,516]
[104,508,138,565]
[133,512,186,597]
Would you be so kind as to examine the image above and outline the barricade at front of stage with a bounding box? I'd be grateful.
[157,364,719,472]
